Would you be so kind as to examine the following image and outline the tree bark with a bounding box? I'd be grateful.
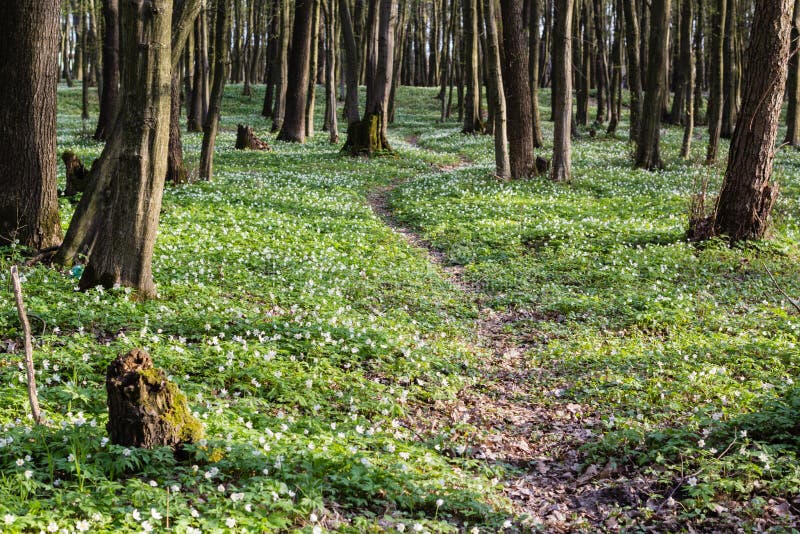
[551,0,573,181]
[680,0,695,158]
[607,0,623,134]
[635,0,671,170]
[306,0,321,138]
[720,0,737,138]
[462,0,484,132]
[342,0,396,155]
[277,0,316,142]
[712,0,793,241]
[324,0,340,142]
[94,0,120,141]
[200,0,230,181]
[484,0,510,178]
[106,349,202,448]
[623,0,642,140]
[530,0,545,146]
[340,0,362,126]
[670,0,693,125]
[705,0,725,163]
[784,0,800,146]
[0,0,63,250]
[501,0,537,177]
[59,0,173,297]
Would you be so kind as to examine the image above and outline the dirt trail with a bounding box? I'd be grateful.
[366,136,639,532]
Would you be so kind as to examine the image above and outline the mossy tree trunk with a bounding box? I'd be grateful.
[711,0,792,241]
[0,0,63,251]
[342,0,396,156]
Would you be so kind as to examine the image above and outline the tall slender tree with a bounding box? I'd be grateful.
[705,0,726,163]
[501,0,538,177]
[711,0,793,240]
[94,0,120,140]
[484,0,510,178]
[623,0,642,140]
[551,0,573,182]
[58,0,173,297]
[462,0,483,132]
[635,0,671,170]
[278,0,316,142]
[784,0,800,146]
[0,0,63,250]
[199,0,230,180]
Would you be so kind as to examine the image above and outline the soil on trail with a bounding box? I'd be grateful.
[366,135,748,533]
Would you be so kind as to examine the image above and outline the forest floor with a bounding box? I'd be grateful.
[0,85,799,533]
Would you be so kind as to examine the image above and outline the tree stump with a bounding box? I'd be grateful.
[106,349,202,448]
[61,151,89,196]
[235,124,271,151]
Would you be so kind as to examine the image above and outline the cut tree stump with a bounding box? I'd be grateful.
[61,151,89,196]
[235,124,271,150]
[106,349,202,448]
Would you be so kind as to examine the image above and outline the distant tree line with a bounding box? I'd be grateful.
[0,0,796,299]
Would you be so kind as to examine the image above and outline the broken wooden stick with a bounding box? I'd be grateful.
[10,265,42,424]
[765,265,800,314]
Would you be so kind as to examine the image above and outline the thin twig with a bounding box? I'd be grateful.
[765,265,800,314]
[10,265,42,424]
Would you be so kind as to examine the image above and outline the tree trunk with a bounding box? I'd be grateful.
[635,0,671,170]
[62,151,90,197]
[187,14,208,132]
[81,0,90,120]
[680,0,695,158]
[670,0,693,125]
[106,349,203,448]
[484,0,510,178]
[94,0,120,140]
[59,0,173,297]
[705,0,725,163]
[262,0,280,117]
[551,0,573,181]
[324,0,339,143]
[575,0,590,127]
[693,0,705,124]
[306,0,321,138]
[462,0,483,132]
[623,0,642,140]
[342,0,396,155]
[607,0,623,134]
[784,0,800,146]
[720,0,737,138]
[167,72,188,183]
[277,0,316,142]
[712,0,792,241]
[340,0,362,126]
[0,0,63,250]
[530,0,545,146]
[200,0,230,181]
[501,0,537,177]
[591,0,610,124]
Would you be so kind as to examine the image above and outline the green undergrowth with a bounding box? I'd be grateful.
[0,86,511,533]
[390,90,800,523]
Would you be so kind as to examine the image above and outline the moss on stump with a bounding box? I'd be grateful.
[106,349,202,448]
[342,113,392,156]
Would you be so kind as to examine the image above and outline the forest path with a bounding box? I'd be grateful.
[365,136,621,532]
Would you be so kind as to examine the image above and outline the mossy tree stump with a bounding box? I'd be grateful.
[342,114,392,156]
[106,349,202,448]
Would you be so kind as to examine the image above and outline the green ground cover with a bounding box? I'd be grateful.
[0,84,798,532]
